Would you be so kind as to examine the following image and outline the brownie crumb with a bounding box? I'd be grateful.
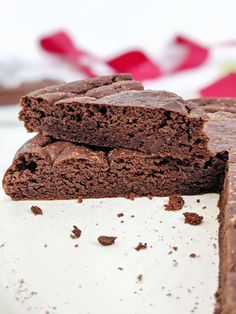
[168,251,173,255]
[126,193,136,200]
[31,205,43,215]
[183,212,204,225]
[77,196,83,203]
[131,215,135,218]
[196,199,200,203]
[70,226,82,239]
[118,267,123,270]
[74,244,79,248]
[137,274,143,282]
[166,293,172,297]
[120,220,124,223]
[98,236,117,246]
[202,206,206,209]
[172,246,178,251]
[135,242,147,251]
[117,213,124,218]
[173,259,178,267]
[148,195,153,200]
[189,253,197,258]
[44,243,47,248]
[164,195,185,211]
[215,288,221,303]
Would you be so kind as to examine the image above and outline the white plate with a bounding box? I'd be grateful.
[0,126,220,314]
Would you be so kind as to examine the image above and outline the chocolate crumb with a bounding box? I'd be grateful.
[202,206,207,209]
[189,253,197,258]
[120,220,124,223]
[31,291,37,295]
[31,205,43,215]
[126,193,135,200]
[183,212,204,225]
[137,274,143,282]
[74,244,79,248]
[135,242,147,251]
[98,236,117,246]
[196,199,200,203]
[164,195,185,211]
[148,195,153,200]
[172,246,178,251]
[166,293,172,297]
[173,259,178,267]
[168,251,173,255]
[44,243,47,248]
[117,213,124,218]
[70,226,82,239]
[77,196,83,203]
[118,267,123,270]
[131,215,135,218]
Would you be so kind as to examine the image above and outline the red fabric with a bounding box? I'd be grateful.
[200,73,236,98]
[172,35,209,72]
[107,50,162,80]
[39,31,210,81]
[40,31,98,77]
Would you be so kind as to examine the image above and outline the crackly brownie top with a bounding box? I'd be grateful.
[205,112,236,155]
[55,89,208,119]
[189,97,236,114]
[21,74,144,105]
[16,134,108,168]
[20,73,208,119]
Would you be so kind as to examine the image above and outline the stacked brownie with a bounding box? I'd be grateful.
[2,74,236,313]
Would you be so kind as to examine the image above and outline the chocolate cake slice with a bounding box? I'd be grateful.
[19,77,211,159]
[2,133,226,200]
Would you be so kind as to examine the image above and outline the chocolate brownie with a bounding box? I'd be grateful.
[2,134,226,200]
[204,112,236,313]
[19,76,212,159]
[0,79,62,105]
[189,97,236,114]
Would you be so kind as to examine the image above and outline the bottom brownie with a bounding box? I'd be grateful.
[3,134,226,200]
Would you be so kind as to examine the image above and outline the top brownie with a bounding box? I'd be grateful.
[19,74,211,158]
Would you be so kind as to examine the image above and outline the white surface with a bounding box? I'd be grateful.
[0,0,236,99]
[0,122,220,314]
[1,0,236,57]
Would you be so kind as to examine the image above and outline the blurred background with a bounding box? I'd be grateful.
[0,0,236,110]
